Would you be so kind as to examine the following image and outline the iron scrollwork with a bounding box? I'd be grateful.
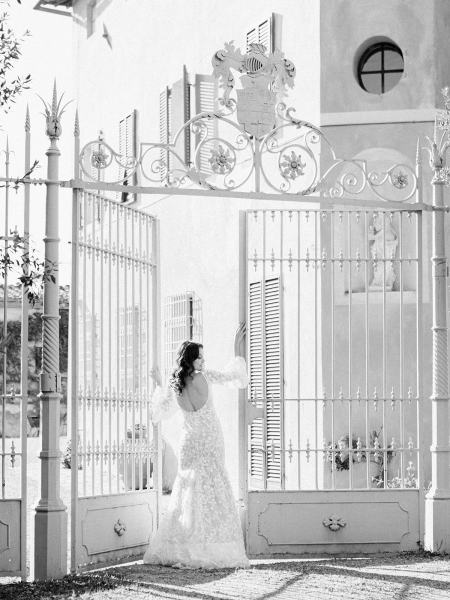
[77,42,418,203]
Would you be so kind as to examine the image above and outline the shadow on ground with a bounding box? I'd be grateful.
[2,552,450,600]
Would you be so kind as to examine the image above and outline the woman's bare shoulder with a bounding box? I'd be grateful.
[191,372,208,390]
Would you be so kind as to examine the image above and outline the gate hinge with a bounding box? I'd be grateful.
[40,372,62,394]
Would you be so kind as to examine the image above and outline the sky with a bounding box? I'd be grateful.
[2,0,74,284]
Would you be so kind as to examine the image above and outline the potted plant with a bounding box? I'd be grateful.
[327,427,395,488]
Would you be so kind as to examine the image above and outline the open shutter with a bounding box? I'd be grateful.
[264,277,282,485]
[159,87,171,183]
[171,66,191,171]
[249,281,264,484]
[118,110,137,202]
[246,13,282,53]
[249,277,282,489]
[183,65,191,166]
[194,74,218,174]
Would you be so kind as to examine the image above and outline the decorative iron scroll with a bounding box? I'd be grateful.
[78,43,418,202]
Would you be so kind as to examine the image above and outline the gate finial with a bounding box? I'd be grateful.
[38,80,72,140]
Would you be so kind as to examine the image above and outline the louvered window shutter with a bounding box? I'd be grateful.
[246,13,282,53]
[170,66,191,171]
[159,87,171,183]
[194,74,218,175]
[118,110,137,203]
[249,277,282,488]
[164,292,203,379]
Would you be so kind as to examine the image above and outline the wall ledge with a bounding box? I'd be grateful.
[321,109,436,127]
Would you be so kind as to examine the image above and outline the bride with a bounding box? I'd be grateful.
[143,340,250,569]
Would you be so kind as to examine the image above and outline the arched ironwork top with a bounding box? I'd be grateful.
[78,42,419,204]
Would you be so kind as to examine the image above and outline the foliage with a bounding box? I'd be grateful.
[0,301,69,428]
[62,438,82,469]
[0,570,125,600]
[0,230,56,307]
[327,427,395,472]
[0,1,30,113]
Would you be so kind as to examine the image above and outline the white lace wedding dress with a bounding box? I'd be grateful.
[143,357,249,569]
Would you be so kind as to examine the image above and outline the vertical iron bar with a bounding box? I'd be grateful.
[279,211,285,490]
[152,217,162,524]
[365,211,370,488]
[99,196,104,495]
[116,207,120,493]
[297,211,301,489]
[382,212,387,488]
[131,211,136,492]
[399,213,405,484]
[416,210,424,538]
[20,106,31,578]
[348,212,353,489]
[1,139,9,501]
[90,194,96,496]
[330,211,335,490]
[82,191,87,496]
[314,211,318,490]
[262,211,267,490]
[70,110,80,572]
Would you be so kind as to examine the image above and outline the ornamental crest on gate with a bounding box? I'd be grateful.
[212,41,296,138]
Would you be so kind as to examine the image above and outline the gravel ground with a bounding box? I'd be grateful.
[2,552,450,600]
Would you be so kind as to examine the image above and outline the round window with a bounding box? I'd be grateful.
[357,42,404,94]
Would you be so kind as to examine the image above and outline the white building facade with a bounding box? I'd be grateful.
[9,0,449,577]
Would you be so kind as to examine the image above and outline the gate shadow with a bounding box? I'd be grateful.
[2,553,450,600]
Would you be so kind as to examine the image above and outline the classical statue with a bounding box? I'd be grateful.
[369,213,398,291]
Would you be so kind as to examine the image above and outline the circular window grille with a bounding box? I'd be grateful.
[357,42,404,94]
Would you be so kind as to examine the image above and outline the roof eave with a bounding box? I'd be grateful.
[34,0,73,17]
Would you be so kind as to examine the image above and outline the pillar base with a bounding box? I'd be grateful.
[424,494,450,553]
[34,505,68,580]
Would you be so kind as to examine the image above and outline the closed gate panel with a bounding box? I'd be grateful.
[245,209,424,555]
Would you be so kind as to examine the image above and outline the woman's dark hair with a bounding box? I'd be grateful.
[169,341,203,395]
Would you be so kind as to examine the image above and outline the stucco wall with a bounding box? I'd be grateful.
[320,0,450,114]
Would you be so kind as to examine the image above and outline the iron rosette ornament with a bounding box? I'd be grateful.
[320,158,418,202]
[258,103,325,194]
[79,132,139,184]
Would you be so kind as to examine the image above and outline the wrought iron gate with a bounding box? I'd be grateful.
[70,189,161,571]
[243,206,424,554]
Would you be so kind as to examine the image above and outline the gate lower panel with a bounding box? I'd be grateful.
[75,492,157,568]
[0,500,21,574]
[247,490,420,555]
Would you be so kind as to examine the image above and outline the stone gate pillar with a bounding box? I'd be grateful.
[424,98,450,553]
[34,83,68,579]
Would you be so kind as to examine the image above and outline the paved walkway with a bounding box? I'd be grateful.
[103,553,450,600]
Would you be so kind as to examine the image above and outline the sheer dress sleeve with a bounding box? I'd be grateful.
[150,384,179,423]
[203,356,248,389]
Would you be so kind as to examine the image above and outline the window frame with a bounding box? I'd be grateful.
[357,42,404,95]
